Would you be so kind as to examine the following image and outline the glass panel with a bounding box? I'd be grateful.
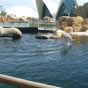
[42,4,52,19]
[56,0,77,19]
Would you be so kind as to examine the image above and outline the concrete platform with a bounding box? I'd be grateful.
[35,33,61,39]
[35,32,88,39]
[71,32,88,36]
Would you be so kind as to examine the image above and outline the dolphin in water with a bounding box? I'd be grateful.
[61,33,73,46]
[56,29,73,46]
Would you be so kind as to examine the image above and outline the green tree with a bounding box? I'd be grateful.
[0,11,7,16]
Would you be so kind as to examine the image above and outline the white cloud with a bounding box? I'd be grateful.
[6,6,38,18]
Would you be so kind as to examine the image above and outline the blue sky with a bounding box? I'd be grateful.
[0,0,34,9]
[0,0,88,10]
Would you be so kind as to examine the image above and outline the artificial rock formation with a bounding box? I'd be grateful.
[35,30,65,39]
[54,30,65,38]
[58,16,88,33]
[81,18,88,32]
[0,27,22,39]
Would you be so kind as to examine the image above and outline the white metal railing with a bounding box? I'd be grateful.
[0,20,57,31]
[0,22,31,28]
[0,21,38,28]
[38,20,57,32]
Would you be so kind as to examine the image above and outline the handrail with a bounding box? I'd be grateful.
[0,74,61,88]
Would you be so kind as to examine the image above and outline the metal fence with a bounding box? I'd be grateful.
[38,20,57,32]
[0,20,57,31]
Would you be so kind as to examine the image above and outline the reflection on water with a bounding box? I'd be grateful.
[73,35,88,46]
[61,46,72,56]
[0,34,88,88]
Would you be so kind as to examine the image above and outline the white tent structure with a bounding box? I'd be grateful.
[6,6,38,18]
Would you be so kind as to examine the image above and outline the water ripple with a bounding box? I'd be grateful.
[0,34,88,88]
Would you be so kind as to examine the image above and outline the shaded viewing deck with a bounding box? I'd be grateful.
[0,21,57,33]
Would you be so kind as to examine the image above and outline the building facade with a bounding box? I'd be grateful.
[35,0,53,20]
[56,0,77,20]
[34,0,79,20]
[73,3,88,18]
